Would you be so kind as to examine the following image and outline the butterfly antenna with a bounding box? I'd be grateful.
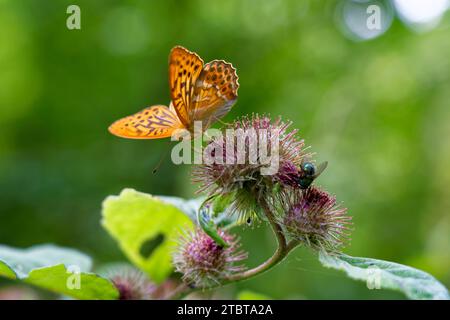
[152,140,172,174]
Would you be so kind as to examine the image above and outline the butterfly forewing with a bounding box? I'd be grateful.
[108,105,183,139]
[192,60,239,127]
[168,46,204,127]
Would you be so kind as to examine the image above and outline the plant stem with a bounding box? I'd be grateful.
[162,283,189,300]
[170,196,300,299]
[227,197,288,281]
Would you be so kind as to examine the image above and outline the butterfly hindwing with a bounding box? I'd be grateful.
[168,46,204,128]
[192,60,239,127]
[108,105,183,139]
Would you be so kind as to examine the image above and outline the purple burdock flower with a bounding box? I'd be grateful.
[192,114,310,221]
[106,265,156,300]
[274,160,302,188]
[280,187,352,252]
[173,229,247,288]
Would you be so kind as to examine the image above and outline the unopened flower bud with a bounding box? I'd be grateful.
[280,187,352,252]
[105,264,155,300]
[173,229,247,288]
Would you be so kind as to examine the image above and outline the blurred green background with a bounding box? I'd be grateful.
[1,0,449,299]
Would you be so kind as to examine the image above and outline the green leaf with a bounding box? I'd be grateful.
[25,265,119,300]
[0,244,118,300]
[0,244,92,278]
[102,188,194,283]
[159,195,239,229]
[319,252,450,300]
[162,194,233,247]
[0,261,17,279]
[237,290,271,300]
[157,195,203,222]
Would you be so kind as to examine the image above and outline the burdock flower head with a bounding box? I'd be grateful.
[105,264,156,300]
[274,160,302,188]
[193,114,310,221]
[173,228,247,288]
[280,186,352,252]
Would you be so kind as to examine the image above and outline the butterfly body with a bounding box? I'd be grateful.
[109,46,239,139]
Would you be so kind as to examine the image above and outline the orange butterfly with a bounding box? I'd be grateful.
[108,46,239,139]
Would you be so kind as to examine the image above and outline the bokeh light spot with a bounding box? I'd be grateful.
[337,0,394,41]
[393,0,449,32]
